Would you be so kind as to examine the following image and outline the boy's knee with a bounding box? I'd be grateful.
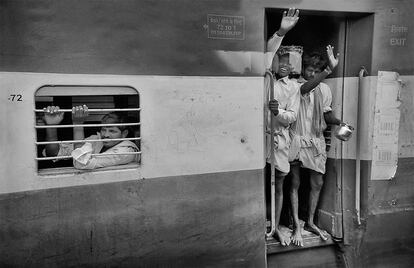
[289,163,301,189]
[290,179,300,190]
[310,172,324,190]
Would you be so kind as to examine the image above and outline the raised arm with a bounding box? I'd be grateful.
[267,8,300,52]
[300,45,339,94]
[266,8,299,69]
[71,105,89,149]
[43,106,64,156]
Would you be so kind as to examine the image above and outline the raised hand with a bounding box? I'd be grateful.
[43,106,64,125]
[72,105,89,124]
[326,45,339,70]
[278,8,300,36]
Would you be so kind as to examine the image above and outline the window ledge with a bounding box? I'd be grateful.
[38,163,140,176]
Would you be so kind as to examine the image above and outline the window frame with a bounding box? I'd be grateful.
[34,85,141,175]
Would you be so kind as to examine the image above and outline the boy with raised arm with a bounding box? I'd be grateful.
[265,7,300,246]
[42,105,139,170]
[288,46,344,246]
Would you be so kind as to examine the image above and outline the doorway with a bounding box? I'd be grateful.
[264,8,374,247]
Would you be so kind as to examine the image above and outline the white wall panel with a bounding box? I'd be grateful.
[0,72,264,194]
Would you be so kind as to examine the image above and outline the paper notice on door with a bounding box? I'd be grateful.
[371,71,401,180]
[374,113,400,140]
[371,146,398,179]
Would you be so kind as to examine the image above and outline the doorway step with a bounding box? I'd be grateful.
[266,225,345,267]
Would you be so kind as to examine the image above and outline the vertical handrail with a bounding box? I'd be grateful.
[265,70,276,239]
[356,66,367,225]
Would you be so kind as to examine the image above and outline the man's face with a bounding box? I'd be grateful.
[276,54,292,78]
[100,117,128,148]
[303,66,321,80]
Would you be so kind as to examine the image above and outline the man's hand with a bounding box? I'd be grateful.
[43,106,64,125]
[277,8,300,36]
[269,99,279,116]
[341,122,354,129]
[326,45,339,70]
[72,105,89,124]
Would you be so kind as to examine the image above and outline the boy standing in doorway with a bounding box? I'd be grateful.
[266,47,302,246]
[288,45,343,246]
[265,8,300,247]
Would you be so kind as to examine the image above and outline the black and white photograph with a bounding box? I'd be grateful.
[1,0,413,267]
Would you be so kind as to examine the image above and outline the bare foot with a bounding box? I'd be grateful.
[306,223,329,241]
[275,229,291,246]
[291,228,303,247]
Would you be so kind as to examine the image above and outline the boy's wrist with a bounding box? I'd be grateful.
[275,29,287,37]
[72,120,85,125]
[324,66,332,75]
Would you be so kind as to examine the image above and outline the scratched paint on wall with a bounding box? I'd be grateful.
[371,71,401,180]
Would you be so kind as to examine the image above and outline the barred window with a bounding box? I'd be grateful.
[35,86,141,175]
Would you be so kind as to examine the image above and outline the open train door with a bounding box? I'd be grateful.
[320,12,375,243]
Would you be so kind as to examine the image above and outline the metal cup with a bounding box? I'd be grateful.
[334,123,354,141]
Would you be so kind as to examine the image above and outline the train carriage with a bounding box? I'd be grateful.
[1,0,413,267]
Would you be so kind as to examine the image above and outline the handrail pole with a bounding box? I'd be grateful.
[356,66,367,225]
[265,70,276,239]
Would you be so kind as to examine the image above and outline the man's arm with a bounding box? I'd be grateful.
[300,67,332,95]
[324,111,341,125]
[43,106,64,156]
[73,144,137,170]
[266,8,299,69]
[320,82,342,126]
[72,105,88,149]
[300,45,339,95]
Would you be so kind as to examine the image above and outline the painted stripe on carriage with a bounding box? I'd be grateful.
[2,72,414,193]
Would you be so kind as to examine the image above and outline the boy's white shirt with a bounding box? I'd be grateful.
[297,81,333,137]
[265,32,300,131]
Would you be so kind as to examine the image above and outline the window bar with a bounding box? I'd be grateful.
[36,151,142,161]
[34,108,141,112]
[35,122,140,129]
[36,137,141,145]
